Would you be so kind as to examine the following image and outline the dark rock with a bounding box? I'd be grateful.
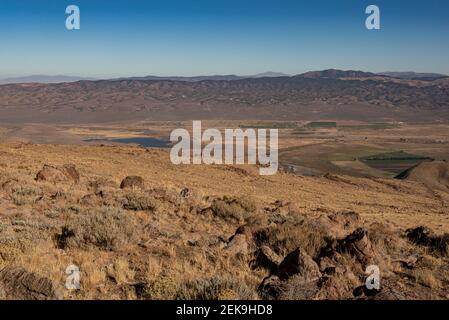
[320,228,376,264]
[259,275,283,299]
[180,188,191,198]
[0,267,63,300]
[406,226,449,256]
[253,245,282,272]
[275,248,321,281]
[55,226,75,249]
[120,176,144,189]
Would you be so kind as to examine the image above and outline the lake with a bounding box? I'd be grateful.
[85,137,171,148]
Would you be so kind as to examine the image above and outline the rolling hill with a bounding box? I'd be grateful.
[0,69,448,123]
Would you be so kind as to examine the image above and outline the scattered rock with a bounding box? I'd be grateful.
[180,188,191,198]
[253,245,282,272]
[320,228,376,264]
[120,176,144,189]
[328,211,360,230]
[0,267,63,300]
[340,228,376,263]
[311,211,361,239]
[259,275,283,299]
[274,247,321,281]
[406,226,449,256]
[55,226,76,250]
[225,234,249,255]
[36,164,80,183]
[63,164,81,182]
[233,224,254,242]
[1,178,19,193]
[265,200,296,215]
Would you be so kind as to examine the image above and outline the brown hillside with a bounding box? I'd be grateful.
[0,142,449,300]
[396,161,449,192]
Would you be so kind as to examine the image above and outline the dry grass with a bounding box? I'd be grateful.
[57,206,139,251]
[0,141,448,300]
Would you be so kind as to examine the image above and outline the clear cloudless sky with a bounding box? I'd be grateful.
[0,0,448,78]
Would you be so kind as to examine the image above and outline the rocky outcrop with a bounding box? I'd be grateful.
[253,246,282,272]
[36,164,80,183]
[274,248,321,281]
[320,228,377,264]
[0,267,63,300]
[406,226,449,256]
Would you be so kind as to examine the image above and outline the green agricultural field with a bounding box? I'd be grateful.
[306,121,337,128]
[240,122,298,129]
[360,151,433,174]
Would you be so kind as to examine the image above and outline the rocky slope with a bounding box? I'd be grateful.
[0,142,448,300]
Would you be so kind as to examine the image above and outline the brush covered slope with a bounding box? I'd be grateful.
[0,142,448,300]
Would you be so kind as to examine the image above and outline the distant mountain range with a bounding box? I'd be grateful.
[1,70,447,85]
[0,72,290,85]
[1,69,448,124]
[0,75,96,85]
[378,72,448,81]
[114,72,290,82]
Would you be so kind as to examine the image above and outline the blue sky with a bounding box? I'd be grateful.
[0,0,448,77]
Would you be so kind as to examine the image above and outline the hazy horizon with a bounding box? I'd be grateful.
[1,69,448,81]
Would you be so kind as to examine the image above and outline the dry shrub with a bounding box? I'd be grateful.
[176,276,258,300]
[143,276,179,300]
[254,219,327,258]
[273,276,320,300]
[122,190,161,212]
[57,206,139,251]
[43,203,81,219]
[106,257,135,285]
[210,196,257,223]
[409,255,442,289]
[411,268,441,289]
[0,243,27,267]
[11,184,42,206]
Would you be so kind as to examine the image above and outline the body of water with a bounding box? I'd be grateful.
[85,137,171,148]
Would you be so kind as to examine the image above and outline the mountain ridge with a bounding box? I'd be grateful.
[1,69,448,123]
